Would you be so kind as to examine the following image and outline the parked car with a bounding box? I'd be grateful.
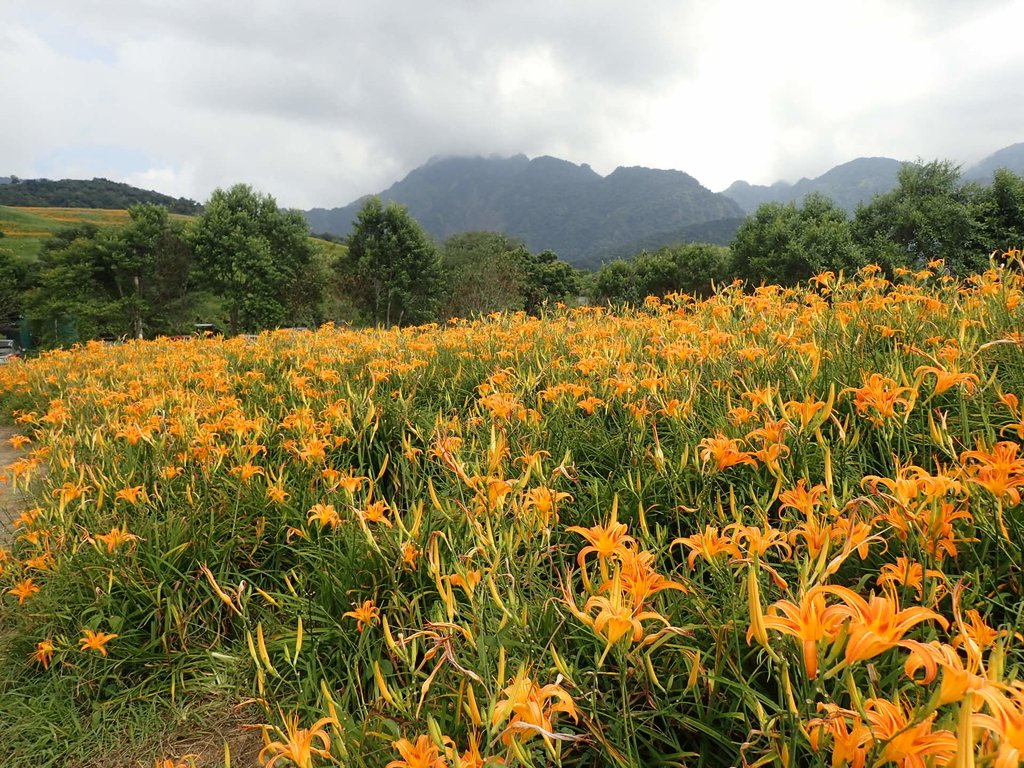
[0,339,19,364]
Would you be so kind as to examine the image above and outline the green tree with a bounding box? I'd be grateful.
[0,251,34,327]
[593,259,638,305]
[190,184,320,333]
[23,225,110,344]
[669,243,732,296]
[439,231,527,318]
[518,249,580,315]
[341,197,444,326]
[107,204,194,338]
[731,193,863,285]
[853,160,982,274]
[591,243,731,305]
[971,168,1024,256]
[21,212,197,345]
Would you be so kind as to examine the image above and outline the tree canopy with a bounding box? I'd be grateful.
[439,232,528,318]
[190,184,321,333]
[730,193,864,285]
[852,160,982,274]
[20,208,196,344]
[340,197,444,327]
[592,243,731,304]
[0,177,200,213]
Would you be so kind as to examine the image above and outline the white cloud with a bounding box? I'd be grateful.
[2,0,1022,207]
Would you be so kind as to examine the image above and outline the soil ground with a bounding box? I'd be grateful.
[0,425,25,542]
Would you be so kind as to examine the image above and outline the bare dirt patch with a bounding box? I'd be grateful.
[0,425,27,541]
[69,707,265,768]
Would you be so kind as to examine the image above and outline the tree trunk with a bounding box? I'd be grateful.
[133,274,143,339]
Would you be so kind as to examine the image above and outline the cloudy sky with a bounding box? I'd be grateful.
[3,1,1022,209]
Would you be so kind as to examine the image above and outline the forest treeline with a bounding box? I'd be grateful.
[2,159,1022,348]
[0,185,581,346]
[592,160,1024,302]
[0,177,201,214]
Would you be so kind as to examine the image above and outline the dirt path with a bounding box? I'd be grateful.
[0,425,26,541]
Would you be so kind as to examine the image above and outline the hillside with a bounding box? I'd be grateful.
[0,207,135,261]
[722,157,905,213]
[305,154,744,267]
[962,142,1024,181]
[0,206,342,264]
[722,143,1024,213]
[0,177,200,214]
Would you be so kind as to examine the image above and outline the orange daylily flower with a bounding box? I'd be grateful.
[808,697,957,768]
[778,479,830,518]
[755,586,846,679]
[698,433,758,471]
[358,499,392,527]
[114,485,148,505]
[914,364,978,395]
[30,639,56,669]
[821,585,948,665]
[741,385,777,411]
[448,569,483,597]
[584,587,668,653]
[876,557,945,601]
[961,440,1024,500]
[842,372,914,426]
[975,683,1024,768]
[807,702,872,768]
[491,669,579,747]
[258,712,335,768]
[266,485,290,504]
[672,526,740,569]
[307,503,343,530]
[343,599,380,632]
[960,440,1024,538]
[522,486,572,527]
[385,734,448,768]
[229,462,265,482]
[93,525,141,553]
[576,396,605,415]
[609,548,687,605]
[335,472,367,494]
[726,523,793,562]
[7,578,40,604]
[79,628,118,656]
[784,396,830,431]
[902,640,993,706]
[862,697,956,768]
[401,542,421,568]
[446,731,492,768]
[567,506,635,570]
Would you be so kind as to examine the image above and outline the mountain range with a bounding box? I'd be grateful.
[721,157,905,214]
[722,143,1024,213]
[305,154,744,268]
[4,142,1021,269]
[304,143,1024,266]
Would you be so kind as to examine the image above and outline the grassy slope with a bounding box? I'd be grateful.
[0,207,145,262]
[0,206,346,263]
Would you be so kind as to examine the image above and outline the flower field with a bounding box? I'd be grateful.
[2,260,1024,767]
